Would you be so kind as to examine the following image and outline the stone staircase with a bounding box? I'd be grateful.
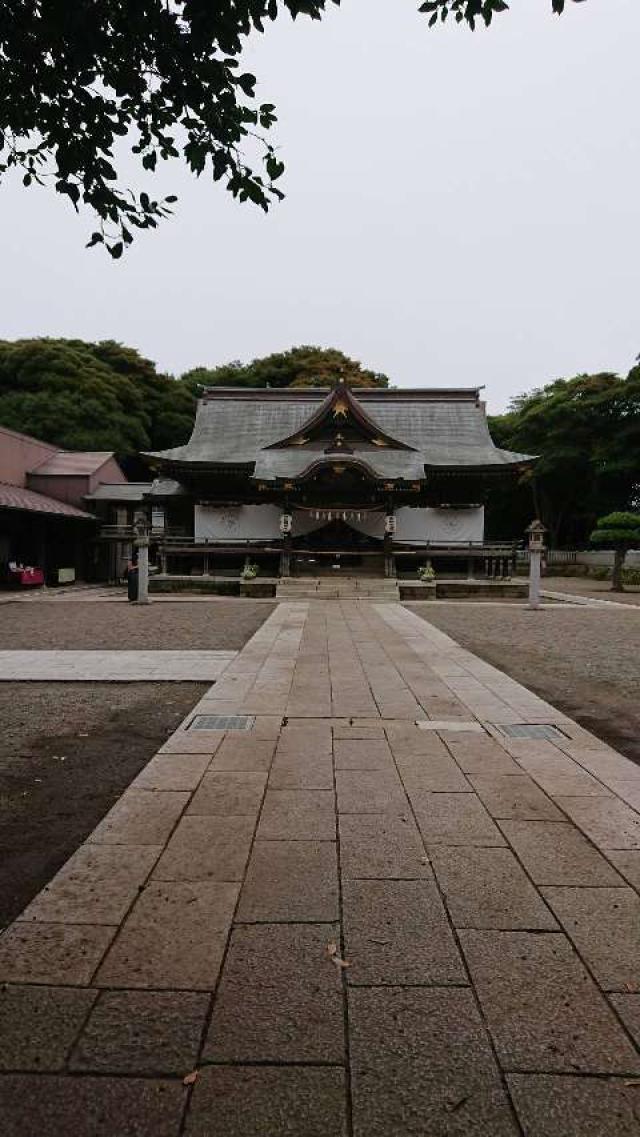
[275,576,400,601]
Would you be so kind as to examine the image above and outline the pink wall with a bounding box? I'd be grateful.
[0,427,58,487]
[88,456,127,492]
[27,473,93,508]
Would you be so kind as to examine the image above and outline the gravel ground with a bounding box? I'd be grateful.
[0,682,208,928]
[409,602,640,766]
[542,575,640,606]
[0,599,275,927]
[0,599,276,650]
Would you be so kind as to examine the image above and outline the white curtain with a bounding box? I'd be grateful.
[395,506,485,544]
[194,504,281,542]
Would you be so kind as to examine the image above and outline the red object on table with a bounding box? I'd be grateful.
[9,567,45,587]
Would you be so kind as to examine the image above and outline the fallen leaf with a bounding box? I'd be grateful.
[183,1070,198,1086]
[331,956,350,970]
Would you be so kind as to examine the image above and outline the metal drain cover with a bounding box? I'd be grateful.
[495,724,567,742]
[189,715,255,731]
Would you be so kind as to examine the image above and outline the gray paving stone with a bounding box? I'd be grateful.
[430,847,558,930]
[348,987,519,1136]
[204,923,343,1062]
[507,1073,640,1137]
[0,922,115,985]
[516,753,611,798]
[556,796,640,850]
[132,751,212,791]
[236,841,339,922]
[257,790,336,840]
[414,792,506,847]
[342,879,465,985]
[469,775,564,821]
[152,815,254,882]
[334,738,394,770]
[0,1073,186,1137]
[88,789,189,846]
[541,887,640,992]
[339,813,430,879]
[188,771,266,817]
[210,737,276,772]
[184,1066,348,1137]
[609,994,640,1048]
[70,990,209,1074]
[160,729,225,755]
[18,843,161,925]
[396,753,471,793]
[460,930,640,1074]
[442,735,521,775]
[336,769,408,814]
[0,985,97,1071]
[95,880,238,990]
[386,724,451,760]
[608,851,640,890]
[268,753,334,790]
[500,820,626,886]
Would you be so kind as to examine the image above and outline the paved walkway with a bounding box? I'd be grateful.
[1,601,639,1136]
[0,650,237,681]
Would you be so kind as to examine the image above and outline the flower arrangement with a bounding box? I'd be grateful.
[418,564,435,582]
[240,563,259,581]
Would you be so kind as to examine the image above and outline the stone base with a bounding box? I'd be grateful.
[400,579,527,600]
[149,576,276,597]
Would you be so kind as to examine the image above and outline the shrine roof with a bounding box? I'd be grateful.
[146,385,533,479]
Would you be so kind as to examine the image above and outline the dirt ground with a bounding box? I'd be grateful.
[0,682,208,928]
[409,602,640,767]
[0,598,276,650]
[0,600,275,928]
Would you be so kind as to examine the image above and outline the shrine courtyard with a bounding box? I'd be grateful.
[1,593,640,1136]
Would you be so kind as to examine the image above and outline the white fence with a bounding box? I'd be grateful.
[517,549,640,568]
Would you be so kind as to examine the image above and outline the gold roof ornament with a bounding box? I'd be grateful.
[332,398,349,419]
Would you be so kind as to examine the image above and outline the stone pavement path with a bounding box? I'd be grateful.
[0,650,237,681]
[1,601,640,1136]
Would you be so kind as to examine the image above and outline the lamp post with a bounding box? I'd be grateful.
[133,510,151,604]
[526,519,546,610]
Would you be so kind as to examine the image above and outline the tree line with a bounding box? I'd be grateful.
[0,337,637,547]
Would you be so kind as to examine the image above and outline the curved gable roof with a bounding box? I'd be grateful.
[146,386,533,478]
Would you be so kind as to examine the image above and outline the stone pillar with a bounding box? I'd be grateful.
[136,537,150,604]
[528,549,541,608]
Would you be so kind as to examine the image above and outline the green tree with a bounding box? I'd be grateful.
[590,512,640,592]
[0,0,580,254]
[181,345,389,390]
[0,338,196,454]
[488,368,640,546]
[0,338,387,460]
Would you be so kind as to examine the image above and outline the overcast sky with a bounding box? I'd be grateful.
[1,0,638,411]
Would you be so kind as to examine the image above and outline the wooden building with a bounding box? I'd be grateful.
[145,381,533,582]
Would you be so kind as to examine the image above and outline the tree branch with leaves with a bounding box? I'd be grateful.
[0,0,583,254]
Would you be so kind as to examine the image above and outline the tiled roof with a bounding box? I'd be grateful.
[147,386,534,480]
[85,483,153,502]
[0,483,95,520]
[30,451,114,475]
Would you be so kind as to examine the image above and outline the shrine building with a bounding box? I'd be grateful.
[140,380,533,585]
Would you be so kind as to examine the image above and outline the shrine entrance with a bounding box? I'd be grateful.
[290,519,385,577]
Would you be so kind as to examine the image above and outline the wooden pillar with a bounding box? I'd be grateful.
[467,556,475,580]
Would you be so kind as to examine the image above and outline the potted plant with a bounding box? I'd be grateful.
[417,563,435,583]
[240,562,260,595]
